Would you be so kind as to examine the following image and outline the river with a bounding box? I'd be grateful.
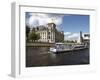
[26,47,89,67]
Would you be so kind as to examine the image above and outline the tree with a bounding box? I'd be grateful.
[36,33,40,40]
[75,40,77,43]
[71,40,74,43]
[26,25,30,41]
[29,32,40,42]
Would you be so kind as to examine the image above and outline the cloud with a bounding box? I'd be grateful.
[68,33,79,38]
[64,32,79,40]
[26,13,63,28]
[64,32,71,35]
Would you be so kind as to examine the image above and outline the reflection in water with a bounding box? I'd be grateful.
[49,53,56,59]
[26,47,89,67]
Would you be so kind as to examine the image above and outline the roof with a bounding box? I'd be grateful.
[47,22,56,26]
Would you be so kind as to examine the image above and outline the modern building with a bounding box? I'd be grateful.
[78,31,83,44]
[31,22,64,43]
[83,33,90,44]
[78,31,90,44]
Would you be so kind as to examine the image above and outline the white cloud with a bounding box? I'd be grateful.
[68,33,79,38]
[26,13,63,28]
[64,32,71,35]
[64,32,79,40]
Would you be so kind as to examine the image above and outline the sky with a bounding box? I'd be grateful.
[26,12,89,40]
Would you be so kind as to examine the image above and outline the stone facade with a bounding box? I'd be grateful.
[32,22,64,43]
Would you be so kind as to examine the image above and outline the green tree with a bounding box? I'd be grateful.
[71,40,74,43]
[36,33,40,40]
[29,32,40,42]
[75,40,77,43]
[26,25,30,41]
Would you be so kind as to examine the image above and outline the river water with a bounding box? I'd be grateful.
[26,47,89,67]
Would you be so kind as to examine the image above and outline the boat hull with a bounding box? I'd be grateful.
[52,47,88,54]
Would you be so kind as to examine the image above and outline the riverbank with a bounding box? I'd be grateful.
[26,42,54,47]
[26,42,80,47]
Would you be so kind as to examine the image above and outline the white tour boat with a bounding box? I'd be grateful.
[50,43,87,53]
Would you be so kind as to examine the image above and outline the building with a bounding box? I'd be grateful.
[78,31,83,44]
[78,31,90,44]
[83,33,90,44]
[31,22,64,43]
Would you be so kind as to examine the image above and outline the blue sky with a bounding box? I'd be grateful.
[26,12,89,40]
[61,15,89,33]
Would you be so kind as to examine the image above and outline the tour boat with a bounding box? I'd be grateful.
[50,43,87,53]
